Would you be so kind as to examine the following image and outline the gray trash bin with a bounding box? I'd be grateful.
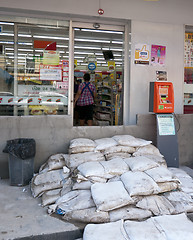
[3,138,36,186]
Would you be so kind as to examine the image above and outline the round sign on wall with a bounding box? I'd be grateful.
[88,62,96,71]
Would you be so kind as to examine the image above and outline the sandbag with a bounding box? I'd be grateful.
[169,167,193,194]
[33,167,70,186]
[157,181,178,193]
[112,135,152,147]
[109,205,152,222]
[63,207,110,223]
[121,171,160,196]
[42,188,62,207]
[104,145,135,156]
[163,191,193,214]
[60,178,73,196]
[67,152,105,170]
[56,190,95,213]
[100,158,129,176]
[144,154,167,167]
[136,195,175,216]
[83,220,129,240]
[124,217,167,240]
[91,181,134,212]
[145,166,179,183]
[105,152,131,161]
[77,161,113,179]
[73,181,92,190]
[69,138,96,154]
[76,173,107,184]
[94,138,118,151]
[153,213,193,240]
[123,156,159,172]
[133,144,163,157]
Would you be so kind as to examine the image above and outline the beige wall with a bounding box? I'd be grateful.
[0,114,193,179]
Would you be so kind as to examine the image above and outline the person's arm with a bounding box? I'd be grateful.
[74,88,81,107]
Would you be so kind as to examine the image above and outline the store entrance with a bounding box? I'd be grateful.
[73,23,125,126]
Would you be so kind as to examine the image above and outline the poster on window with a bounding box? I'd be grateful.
[151,45,166,66]
[134,44,150,65]
[39,65,62,81]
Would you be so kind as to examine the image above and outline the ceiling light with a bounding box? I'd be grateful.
[74,46,101,50]
[75,38,110,43]
[112,41,123,44]
[33,35,68,40]
[0,22,14,25]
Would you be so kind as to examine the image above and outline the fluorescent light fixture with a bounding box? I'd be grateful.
[0,22,14,25]
[110,48,123,52]
[57,45,68,48]
[74,46,101,50]
[75,28,123,35]
[95,53,103,56]
[33,35,69,40]
[18,49,33,52]
[81,63,88,65]
[0,33,14,36]
[5,48,14,51]
[6,53,14,55]
[112,41,123,44]
[0,41,14,44]
[18,42,33,46]
[18,34,31,38]
[75,38,110,43]
[74,56,85,58]
[74,51,92,55]
[35,49,44,52]
[97,61,106,63]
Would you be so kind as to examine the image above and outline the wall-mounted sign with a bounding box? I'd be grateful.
[156,71,167,81]
[43,50,60,65]
[151,45,166,66]
[39,64,62,81]
[157,114,175,136]
[108,61,115,72]
[88,62,96,71]
[134,44,150,65]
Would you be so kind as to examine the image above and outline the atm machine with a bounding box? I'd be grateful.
[149,82,179,167]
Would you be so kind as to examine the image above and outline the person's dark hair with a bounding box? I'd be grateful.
[83,73,90,81]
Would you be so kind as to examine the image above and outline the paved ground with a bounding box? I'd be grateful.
[1,166,193,240]
[0,179,83,240]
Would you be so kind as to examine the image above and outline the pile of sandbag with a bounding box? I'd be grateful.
[30,135,193,226]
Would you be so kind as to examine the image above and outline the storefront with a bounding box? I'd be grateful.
[0,16,129,126]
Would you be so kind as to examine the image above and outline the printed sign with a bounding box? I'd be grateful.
[151,45,166,66]
[134,44,150,65]
[39,65,62,81]
[43,50,60,65]
[88,62,96,71]
[157,114,175,136]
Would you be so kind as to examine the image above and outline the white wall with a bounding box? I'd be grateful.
[1,0,193,25]
[129,21,184,124]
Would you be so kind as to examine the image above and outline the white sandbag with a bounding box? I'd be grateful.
[31,181,63,198]
[69,138,96,154]
[91,181,134,212]
[153,213,193,240]
[67,152,105,170]
[157,181,178,193]
[60,178,73,196]
[133,144,163,157]
[76,173,107,184]
[169,167,193,194]
[124,217,167,240]
[144,154,167,167]
[121,171,160,196]
[112,135,152,147]
[94,138,118,151]
[77,161,113,179]
[73,181,92,190]
[109,205,152,222]
[107,176,121,182]
[100,158,129,176]
[33,167,70,186]
[56,190,95,213]
[136,195,175,216]
[104,145,136,155]
[47,153,69,170]
[145,166,179,183]
[163,191,193,214]
[83,220,129,240]
[63,207,110,223]
[105,152,131,161]
[42,188,62,207]
[123,156,159,172]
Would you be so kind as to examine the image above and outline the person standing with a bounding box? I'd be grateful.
[74,72,96,126]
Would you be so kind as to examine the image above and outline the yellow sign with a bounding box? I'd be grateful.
[108,61,115,71]
[43,51,60,65]
[74,59,77,68]
[135,44,150,64]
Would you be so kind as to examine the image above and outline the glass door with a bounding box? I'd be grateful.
[72,22,125,126]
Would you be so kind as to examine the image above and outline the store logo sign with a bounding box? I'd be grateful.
[88,62,96,71]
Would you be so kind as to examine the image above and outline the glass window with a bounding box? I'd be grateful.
[0,20,69,116]
[184,28,193,114]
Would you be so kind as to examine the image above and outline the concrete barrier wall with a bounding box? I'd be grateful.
[0,114,192,179]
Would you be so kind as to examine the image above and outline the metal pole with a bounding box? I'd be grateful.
[14,23,18,116]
